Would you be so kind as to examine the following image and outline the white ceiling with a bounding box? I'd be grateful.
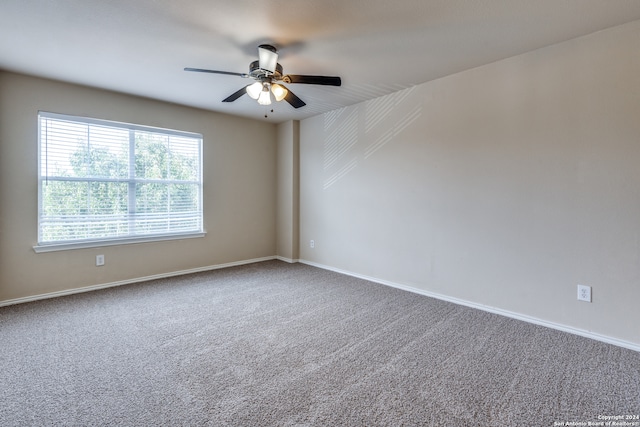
[2,0,640,123]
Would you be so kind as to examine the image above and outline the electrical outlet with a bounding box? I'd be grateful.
[310,240,315,248]
[577,284,591,302]
[96,254,105,266]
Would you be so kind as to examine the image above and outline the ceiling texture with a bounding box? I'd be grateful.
[2,0,640,123]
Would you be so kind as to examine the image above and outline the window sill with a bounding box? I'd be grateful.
[33,232,206,253]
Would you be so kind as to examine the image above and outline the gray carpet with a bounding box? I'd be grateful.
[0,260,638,426]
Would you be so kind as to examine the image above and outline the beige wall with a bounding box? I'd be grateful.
[299,20,640,345]
[276,120,300,262]
[0,72,277,301]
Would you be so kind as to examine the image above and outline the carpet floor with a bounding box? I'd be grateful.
[0,260,638,426]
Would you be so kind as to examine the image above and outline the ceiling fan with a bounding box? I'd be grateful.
[184,44,341,109]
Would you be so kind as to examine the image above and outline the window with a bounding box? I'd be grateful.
[36,112,203,251]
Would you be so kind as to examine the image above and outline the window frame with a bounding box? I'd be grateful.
[34,111,205,253]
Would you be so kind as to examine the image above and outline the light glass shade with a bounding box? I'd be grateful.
[246,82,263,99]
[258,47,278,73]
[271,83,288,102]
[257,87,272,105]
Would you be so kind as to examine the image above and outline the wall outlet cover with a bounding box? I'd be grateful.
[577,284,591,302]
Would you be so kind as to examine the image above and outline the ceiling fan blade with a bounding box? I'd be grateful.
[282,75,341,86]
[184,67,249,78]
[222,86,250,103]
[283,88,306,109]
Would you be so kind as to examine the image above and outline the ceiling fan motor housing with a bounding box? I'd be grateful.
[250,60,283,81]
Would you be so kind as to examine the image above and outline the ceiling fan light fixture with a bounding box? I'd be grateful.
[271,83,288,102]
[257,85,272,105]
[246,81,263,99]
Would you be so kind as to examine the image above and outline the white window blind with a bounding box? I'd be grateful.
[37,112,203,248]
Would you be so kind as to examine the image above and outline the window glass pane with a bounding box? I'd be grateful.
[40,180,128,242]
[88,182,128,216]
[38,112,203,246]
[170,183,199,212]
[169,136,200,181]
[135,182,170,234]
[41,120,88,178]
[42,180,89,217]
[136,182,168,213]
[41,119,128,179]
[85,126,129,179]
[135,132,169,180]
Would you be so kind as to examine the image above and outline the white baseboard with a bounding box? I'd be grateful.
[275,256,299,264]
[4,255,637,352]
[0,256,277,307]
[298,259,640,353]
